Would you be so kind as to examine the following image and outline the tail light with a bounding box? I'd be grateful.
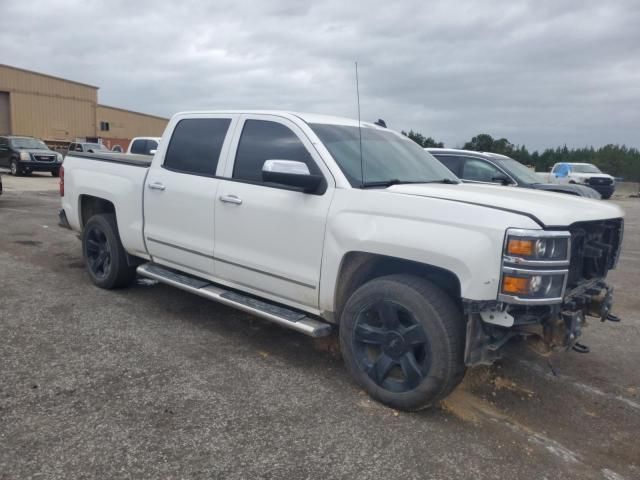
[59,166,64,196]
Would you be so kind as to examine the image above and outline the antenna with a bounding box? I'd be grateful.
[355,61,364,187]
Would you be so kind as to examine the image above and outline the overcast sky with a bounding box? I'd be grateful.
[1,0,639,150]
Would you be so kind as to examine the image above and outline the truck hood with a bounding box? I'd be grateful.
[570,172,614,180]
[387,183,623,228]
[531,183,601,199]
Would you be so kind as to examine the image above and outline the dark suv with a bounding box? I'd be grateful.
[0,136,63,177]
[427,148,601,199]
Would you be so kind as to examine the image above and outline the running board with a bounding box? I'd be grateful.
[136,263,331,338]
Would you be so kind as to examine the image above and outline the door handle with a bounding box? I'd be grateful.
[148,182,166,191]
[219,194,242,205]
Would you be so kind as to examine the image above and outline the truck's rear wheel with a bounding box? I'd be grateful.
[82,213,136,289]
[339,274,465,411]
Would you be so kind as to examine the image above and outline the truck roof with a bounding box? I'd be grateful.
[173,110,382,128]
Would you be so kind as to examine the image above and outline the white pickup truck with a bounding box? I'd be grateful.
[541,162,616,199]
[59,111,625,410]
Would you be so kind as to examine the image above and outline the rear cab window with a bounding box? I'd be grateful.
[130,139,148,155]
[163,118,231,176]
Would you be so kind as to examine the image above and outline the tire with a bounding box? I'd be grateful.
[601,194,612,200]
[339,274,466,411]
[51,168,60,177]
[10,159,22,176]
[82,213,136,289]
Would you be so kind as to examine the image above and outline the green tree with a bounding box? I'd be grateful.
[401,130,444,148]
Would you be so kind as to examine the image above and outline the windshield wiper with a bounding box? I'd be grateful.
[359,178,459,188]
[359,179,427,188]
[419,178,460,185]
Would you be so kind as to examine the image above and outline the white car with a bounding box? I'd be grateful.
[59,111,625,410]
[544,162,615,199]
[126,137,161,156]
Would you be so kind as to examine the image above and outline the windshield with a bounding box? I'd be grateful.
[11,138,48,150]
[571,164,601,174]
[492,156,543,184]
[86,143,107,150]
[309,124,458,186]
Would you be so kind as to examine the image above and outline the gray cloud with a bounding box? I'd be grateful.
[1,0,639,150]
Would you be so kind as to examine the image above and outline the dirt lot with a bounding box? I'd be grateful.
[1,172,639,479]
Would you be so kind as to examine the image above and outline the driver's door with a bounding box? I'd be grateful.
[213,115,334,310]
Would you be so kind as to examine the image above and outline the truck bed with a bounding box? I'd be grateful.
[67,151,153,168]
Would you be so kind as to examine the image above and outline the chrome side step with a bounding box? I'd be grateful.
[136,263,331,338]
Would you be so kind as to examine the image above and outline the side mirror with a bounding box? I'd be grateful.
[262,159,323,193]
[149,149,157,155]
[492,174,512,185]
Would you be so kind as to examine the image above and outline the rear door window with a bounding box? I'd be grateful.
[163,118,231,176]
[432,155,463,177]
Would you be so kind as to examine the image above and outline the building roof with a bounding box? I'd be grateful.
[0,63,99,89]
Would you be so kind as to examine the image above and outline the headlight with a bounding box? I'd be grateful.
[56,153,63,162]
[499,229,571,304]
[19,151,31,161]
[501,269,566,300]
[504,230,570,264]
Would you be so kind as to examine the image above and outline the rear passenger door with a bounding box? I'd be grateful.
[213,115,334,310]
[143,115,237,276]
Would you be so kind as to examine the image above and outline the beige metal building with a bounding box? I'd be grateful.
[0,64,168,149]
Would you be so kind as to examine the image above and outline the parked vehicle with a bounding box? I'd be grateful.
[60,111,624,410]
[428,149,601,199]
[0,135,64,176]
[127,137,161,155]
[541,163,615,199]
[67,142,110,155]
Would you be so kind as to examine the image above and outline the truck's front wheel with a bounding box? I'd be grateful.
[82,214,136,289]
[340,274,466,411]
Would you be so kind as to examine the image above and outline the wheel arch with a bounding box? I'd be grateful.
[78,194,116,229]
[332,251,462,322]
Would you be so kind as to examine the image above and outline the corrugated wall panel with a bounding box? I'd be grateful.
[0,92,10,134]
[0,64,97,103]
[11,92,96,140]
[97,105,168,139]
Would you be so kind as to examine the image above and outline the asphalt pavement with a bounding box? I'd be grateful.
[1,172,639,479]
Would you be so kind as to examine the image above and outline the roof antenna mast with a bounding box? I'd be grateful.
[355,61,364,187]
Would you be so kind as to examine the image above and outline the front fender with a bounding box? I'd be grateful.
[318,189,540,313]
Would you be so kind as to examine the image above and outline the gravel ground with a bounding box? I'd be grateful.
[1,172,639,479]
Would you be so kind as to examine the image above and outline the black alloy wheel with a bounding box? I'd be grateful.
[353,299,431,392]
[84,224,112,280]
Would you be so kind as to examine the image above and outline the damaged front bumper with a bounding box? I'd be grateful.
[463,279,619,366]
